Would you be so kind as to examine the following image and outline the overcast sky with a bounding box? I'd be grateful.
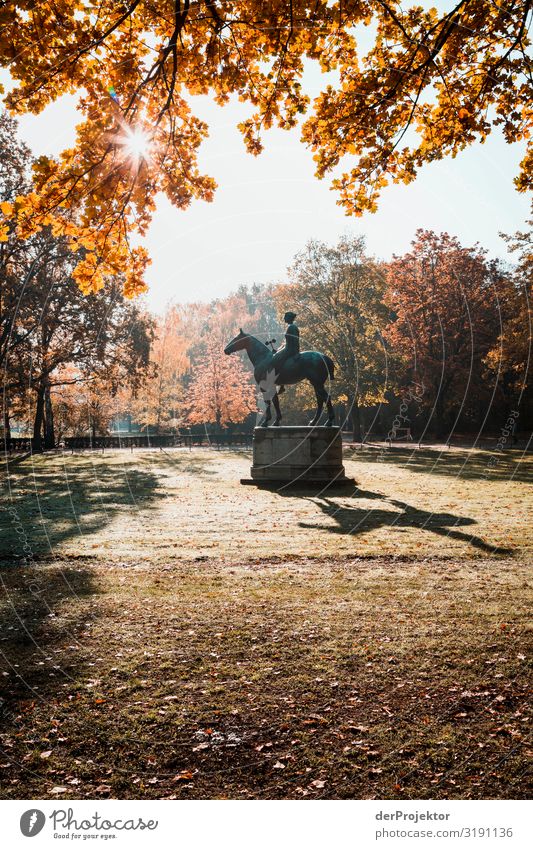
[3,65,529,314]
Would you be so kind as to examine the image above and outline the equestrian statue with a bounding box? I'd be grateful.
[224,311,335,427]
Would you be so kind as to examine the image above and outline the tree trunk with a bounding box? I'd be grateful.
[44,383,55,449]
[376,405,385,440]
[434,391,448,439]
[32,385,45,452]
[3,408,11,441]
[350,396,362,442]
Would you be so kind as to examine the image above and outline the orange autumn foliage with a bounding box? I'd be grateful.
[385,229,517,425]
[185,336,257,428]
[0,2,530,293]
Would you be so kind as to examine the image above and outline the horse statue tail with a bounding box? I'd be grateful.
[324,354,335,380]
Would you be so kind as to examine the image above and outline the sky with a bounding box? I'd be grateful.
[3,65,530,314]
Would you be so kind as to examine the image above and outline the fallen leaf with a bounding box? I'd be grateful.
[40,750,52,759]
[173,770,194,782]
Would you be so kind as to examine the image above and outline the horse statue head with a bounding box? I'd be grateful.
[224,329,250,355]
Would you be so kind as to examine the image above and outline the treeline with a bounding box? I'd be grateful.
[1,115,531,446]
[274,230,532,441]
[128,229,530,442]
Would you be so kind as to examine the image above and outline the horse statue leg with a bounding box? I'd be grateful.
[325,393,335,426]
[309,383,326,426]
[272,393,282,426]
[258,398,272,427]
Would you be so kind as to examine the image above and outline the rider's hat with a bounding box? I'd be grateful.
[284,311,297,322]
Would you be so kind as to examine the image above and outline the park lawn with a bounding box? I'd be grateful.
[1,446,532,561]
[0,447,531,799]
[0,556,530,799]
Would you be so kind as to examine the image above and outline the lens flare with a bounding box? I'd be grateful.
[121,126,151,162]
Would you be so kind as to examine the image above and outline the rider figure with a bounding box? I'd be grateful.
[272,311,300,377]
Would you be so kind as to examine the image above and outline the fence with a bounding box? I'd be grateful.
[65,434,182,450]
[1,437,33,452]
[1,433,254,452]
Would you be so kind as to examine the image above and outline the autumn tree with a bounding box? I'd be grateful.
[275,235,391,440]
[128,305,190,432]
[0,113,61,436]
[0,115,72,442]
[185,294,258,363]
[235,283,281,340]
[0,2,530,293]
[50,367,86,441]
[484,222,532,427]
[185,337,256,429]
[386,229,514,436]
[52,370,122,441]
[0,113,32,368]
[8,261,153,450]
[185,297,258,428]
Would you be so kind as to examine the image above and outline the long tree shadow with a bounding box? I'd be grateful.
[0,565,99,697]
[297,488,514,555]
[0,562,104,804]
[0,564,106,798]
[0,453,162,560]
[347,446,533,484]
[0,453,164,742]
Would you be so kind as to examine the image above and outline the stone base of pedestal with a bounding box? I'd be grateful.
[241,425,355,488]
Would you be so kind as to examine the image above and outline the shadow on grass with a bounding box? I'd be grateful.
[0,563,100,787]
[139,449,220,478]
[0,453,162,560]
[273,486,514,555]
[348,446,533,484]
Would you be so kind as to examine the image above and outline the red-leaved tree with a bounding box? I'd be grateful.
[185,336,256,428]
[386,230,514,435]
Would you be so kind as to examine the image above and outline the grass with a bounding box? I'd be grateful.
[0,446,531,799]
[1,445,532,561]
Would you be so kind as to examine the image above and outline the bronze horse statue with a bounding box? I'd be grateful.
[224,330,335,427]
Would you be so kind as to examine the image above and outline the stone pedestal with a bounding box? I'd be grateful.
[242,426,354,487]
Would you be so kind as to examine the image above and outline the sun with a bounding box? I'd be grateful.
[120,126,152,163]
